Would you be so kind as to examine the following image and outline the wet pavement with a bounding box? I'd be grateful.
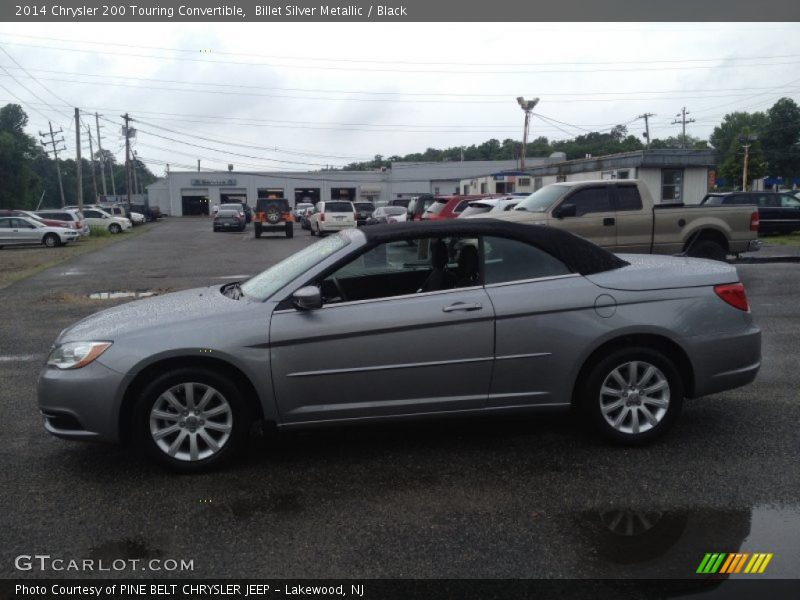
[1,217,799,580]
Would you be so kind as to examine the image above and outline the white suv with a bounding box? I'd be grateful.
[309,201,356,236]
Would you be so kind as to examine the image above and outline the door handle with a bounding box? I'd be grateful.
[603,217,615,226]
[442,302,483,313]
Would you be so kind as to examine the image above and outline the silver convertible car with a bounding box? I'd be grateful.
[38,220,761,471]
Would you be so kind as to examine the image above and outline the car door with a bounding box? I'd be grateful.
[779,194,800,232]
[752,194,780,233]
[11,218,40,244]
[480,235,602,408]
[269,237,496,423]
[612,184,651,253]
[549,185,617,248]
[0,217,15,244]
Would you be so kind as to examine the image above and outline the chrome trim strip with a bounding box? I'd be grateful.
[495,352,551,361]
[290,393,487,414]
[287,356,495,378]
[483,273,580,289]
[488,391,550,399]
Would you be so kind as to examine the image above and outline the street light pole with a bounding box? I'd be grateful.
[517,97,539,170]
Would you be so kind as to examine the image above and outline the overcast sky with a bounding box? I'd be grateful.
[1,22,799,174]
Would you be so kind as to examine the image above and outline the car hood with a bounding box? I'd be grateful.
[586,254,739,291]
[58,286,246,342]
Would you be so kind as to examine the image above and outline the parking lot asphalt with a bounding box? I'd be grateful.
[1,216,799,580]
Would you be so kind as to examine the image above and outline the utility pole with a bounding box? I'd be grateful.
[516,96,539,170]
[197,159,201,172]
[671,107,695,148]
[122,113,132,204]
[94,112,108,197]
[638,113,655,149]
[75,108,83,211]
[132,150,140,195]
[739,134,758,191]
[39,122,66,207]
[86,125,98,201]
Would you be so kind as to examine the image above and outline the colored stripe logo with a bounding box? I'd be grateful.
[696,552,773,574]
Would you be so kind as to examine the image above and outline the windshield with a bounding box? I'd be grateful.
[425,199,448,215]
[240,234,350,301]
[325,202,353,212]
[459,203,493,217]
[515,185,572,212]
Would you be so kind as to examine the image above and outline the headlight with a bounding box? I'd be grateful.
[47,341,112,370]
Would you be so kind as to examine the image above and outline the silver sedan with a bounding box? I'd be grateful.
[38,220,760,471]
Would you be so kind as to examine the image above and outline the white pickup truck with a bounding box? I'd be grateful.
[487,179,761,260]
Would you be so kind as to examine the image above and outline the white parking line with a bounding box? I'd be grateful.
[0,354,40,362]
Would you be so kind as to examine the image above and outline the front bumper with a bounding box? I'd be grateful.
[37,360,126,443]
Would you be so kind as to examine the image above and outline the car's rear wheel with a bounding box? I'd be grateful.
[43,233,60,247]
[583,347,683,445]
[254,222,262,238]
[109,223,122,234]
[134,368,250,472]
[688,239,727,262]
[310,223,316,236]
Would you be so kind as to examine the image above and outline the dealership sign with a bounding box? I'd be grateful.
[190,179,237,186]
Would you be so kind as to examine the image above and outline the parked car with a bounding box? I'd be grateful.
[0,209,74,230]
[422,195,481,220]
[308,200,356,236]
[100,204,145,225]
[294,202,314,220]
[213,209,246,232]
[218,203,247,225]
[35,209,88,236]
[0,215,80,248]
[458,196,520,218]
[406,194,435,221]
[353,201,376,226]
[80,208,132,234]
[366,206,408,225]
[253,197,294,239]
[700,191,800,234]
[493,180,762,261]
[299,206,315,230]
[37,219,761,471]
[128,202,160,221]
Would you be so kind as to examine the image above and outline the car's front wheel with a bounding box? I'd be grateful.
[43,233,60,247]
[109,223,122,234]
[583,347,683,445]
[134,368,250,472]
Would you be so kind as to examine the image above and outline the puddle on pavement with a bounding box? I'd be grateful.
[88,290,158,300]
[573,505,800,580]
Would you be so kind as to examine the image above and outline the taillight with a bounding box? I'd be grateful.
[320,213,325,221]
[714,283,749,311]
[750,211,759,231]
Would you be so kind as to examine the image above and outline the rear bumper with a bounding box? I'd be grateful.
[685,325,761,398]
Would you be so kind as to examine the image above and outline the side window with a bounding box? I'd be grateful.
[453,200,470,214]
[760,195,780,208]
[781,195,800,208]
[13,218,33,228]
[0,218,11,228]
[661,169,683,202]
[483,236,571,285]
[319,236,476,304]
[615,185,643,211]
[565,187,612,216]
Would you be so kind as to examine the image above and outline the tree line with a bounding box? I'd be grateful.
[343,98,800,189]
[0,104,158,210]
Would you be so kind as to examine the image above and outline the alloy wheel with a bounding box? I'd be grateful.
[599,361,670,435]
[149,382,233,462]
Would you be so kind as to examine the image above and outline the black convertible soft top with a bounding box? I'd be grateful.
[360,219,628,276]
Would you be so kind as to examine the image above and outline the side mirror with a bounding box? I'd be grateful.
[554,203,577,219]
[293,286,322,310]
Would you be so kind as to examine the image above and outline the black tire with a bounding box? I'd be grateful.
[109,223,122,234]
[43,233,60,248]
[133,367,250,472]
[285,222,294,238]
[688,239,727,262]
[254,223,262,239]
[582,346,683,445]
[310,224,316,236]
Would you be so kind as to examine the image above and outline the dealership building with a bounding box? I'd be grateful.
[146,159,541,216]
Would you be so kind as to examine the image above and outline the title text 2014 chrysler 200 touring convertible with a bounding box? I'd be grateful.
[38,220,761,471]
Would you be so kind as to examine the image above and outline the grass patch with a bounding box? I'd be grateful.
[88,225,112,237]
[0,223,152,290]
[761,233,800,247]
